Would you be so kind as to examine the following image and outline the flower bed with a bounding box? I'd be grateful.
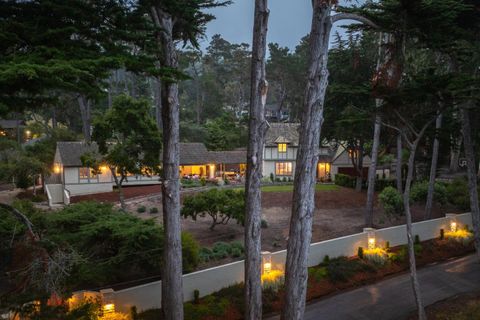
[134,236,475,320]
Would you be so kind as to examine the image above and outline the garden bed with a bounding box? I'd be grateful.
[407,291,480,319]
[134,236,475,320]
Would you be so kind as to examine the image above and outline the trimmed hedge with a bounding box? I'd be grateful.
[334,174,355,188]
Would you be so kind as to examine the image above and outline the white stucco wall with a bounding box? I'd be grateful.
[103,212,472,314]
[65,183,113,196]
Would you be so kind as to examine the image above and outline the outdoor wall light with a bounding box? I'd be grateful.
[450,221,457,233]
[53,164,61,174]
[446,214,458,233]
[262,251,272,275]
[364,228,376,250]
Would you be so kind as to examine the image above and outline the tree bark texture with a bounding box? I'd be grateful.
[403,141,427,320]
[425,112,442,220]
[365,115,381,226]
[282,2,332,319]
[449,135,462,173]
[244,1,269,319]
[396,133,403,193]
[461,107,480,261]
[150,7,184,320]
[110,167,126,210]
[77,94,92,142]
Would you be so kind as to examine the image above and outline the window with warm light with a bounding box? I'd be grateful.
[79,167,97,180]
[276,162,292,176]
[278,143,287,153]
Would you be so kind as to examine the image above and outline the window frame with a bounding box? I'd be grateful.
[275,162,293,176]
[277,143,287,153]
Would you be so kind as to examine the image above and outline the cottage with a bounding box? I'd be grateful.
[262,123,372,181]
[46,141,247,204]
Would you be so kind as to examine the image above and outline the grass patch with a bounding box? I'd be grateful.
[261,184,339,192]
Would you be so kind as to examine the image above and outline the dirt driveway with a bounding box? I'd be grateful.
[126,186,448,252]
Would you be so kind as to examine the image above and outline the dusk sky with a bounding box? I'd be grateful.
[201,1,357,52]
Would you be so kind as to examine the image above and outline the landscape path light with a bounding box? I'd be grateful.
[261,251,272,275]
[364,228,376,250]
[446,213,458,233]
[100,288,115,314]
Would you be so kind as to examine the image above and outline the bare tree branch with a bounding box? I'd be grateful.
[331,13,379,29]
[394,109,419,137]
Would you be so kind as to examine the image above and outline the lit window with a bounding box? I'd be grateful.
[278,143,287,153]
[276,162,292,175]
[79,167,89,179]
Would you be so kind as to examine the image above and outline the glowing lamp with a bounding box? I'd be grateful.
[100,165,108,173]
[25,130,31,137]
[450,221,457,233]
[364,228,376,250]
[262,251,272,275]
[53,164,61,174]
[103,303,115,314]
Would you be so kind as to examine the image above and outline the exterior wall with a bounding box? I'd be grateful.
[65,183,113,196]
[264,145,297,161]
[331,150,372,180]
[103,212,472,313]
[64,167,79,184]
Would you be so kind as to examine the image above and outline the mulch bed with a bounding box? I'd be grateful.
[70,184,163,203]
[407,291,480,319]
[187,239,475,320]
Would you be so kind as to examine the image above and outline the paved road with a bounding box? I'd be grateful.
[269,255,480,320]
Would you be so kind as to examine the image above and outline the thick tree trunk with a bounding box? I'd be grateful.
[396,133,403,193]
[449,135,462,173]
[150,7,183,320]
[355,143,364,192]
[366,115,381,226]
[403,143,427,320]
[244,1,269,319]
[461,107,480,261]
[425,112,442,220]
[282,3,332,319]
[77,94,92,142]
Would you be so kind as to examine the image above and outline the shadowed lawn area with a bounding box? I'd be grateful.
[261,184,339,192]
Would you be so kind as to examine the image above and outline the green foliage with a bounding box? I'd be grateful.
[414,235,420,245]
[445,178,471,211]
[379,186,404,216]
[181,188,245,230]
[374,179,396,192]
[199,241,244,262]
[325,256,376,283]
[137,206,146,213]
[91,95,162,188]
[334,173,356,188]
[357,247,364,259]
[261,219,268,229]
[149,207,159,214]
[183,295,229,320]
[323,255,330,264]
[410,181,447,205]
[181,178,202,188]
[2,201,199,296]
[193,289,200,304]
[204,115,247,151]
[308,266,328,282]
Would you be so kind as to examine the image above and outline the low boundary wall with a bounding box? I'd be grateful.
[77,212,472,313]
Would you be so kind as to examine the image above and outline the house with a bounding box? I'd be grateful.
[46,141,246,205]
[0,119,27,143]
[262,123,372,181]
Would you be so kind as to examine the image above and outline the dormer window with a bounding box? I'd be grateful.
[278,143,287,153]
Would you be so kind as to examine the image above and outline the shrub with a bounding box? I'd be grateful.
[323,255,330,264]
[200,241,245,262]
[414,235,420,245]
[137,205,146,213]
[308,266,328,282]
[364,248,388,266]
[200,177,206,186]
[374,179,396,192]
[334,173,355,188]
[270,173,274,182]
[326,256,376,282]
[149,207,158,214]
[410,181,447,205]
[193,289,200,304]
[261,270,285,292]
[445,178,470,210]
[182,233,200,273]
[261,219,268,229]
[357,247,364,259]
[379,187,404,216]
[181,188,245,230]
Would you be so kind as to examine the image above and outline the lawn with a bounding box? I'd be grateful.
[261,184,339,192]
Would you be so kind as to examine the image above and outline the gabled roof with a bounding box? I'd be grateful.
[265,123,300,146]
[179,143,211,165]
[56,141,247,167]
[57,141,99,167]
[0,119,25,129]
